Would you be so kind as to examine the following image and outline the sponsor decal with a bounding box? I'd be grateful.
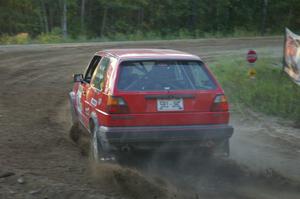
[91,98,97,107]
[84,107,89,116]
[98,98,102,105]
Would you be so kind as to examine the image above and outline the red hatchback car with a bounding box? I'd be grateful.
[69,49,233,160]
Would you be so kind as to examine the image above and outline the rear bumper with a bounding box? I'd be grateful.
[99,124,233,150]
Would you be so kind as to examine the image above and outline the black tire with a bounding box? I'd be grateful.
[69,98,81,143]
[117,150,153,166]
[69,122,80,143]
[69,99,78,125]
[201,147,215,158]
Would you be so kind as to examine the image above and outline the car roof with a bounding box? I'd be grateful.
[95,49,201,60]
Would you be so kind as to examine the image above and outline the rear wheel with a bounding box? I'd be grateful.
[201,147,215,158]
[69,101,81,143]
[69,122,80,143]
[117,150,153,165]
[69,98,79,125]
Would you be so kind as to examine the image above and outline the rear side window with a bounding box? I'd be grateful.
[117,60,216,91]
[91,57,110,90]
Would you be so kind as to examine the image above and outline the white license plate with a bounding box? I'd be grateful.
[157,98,184,111]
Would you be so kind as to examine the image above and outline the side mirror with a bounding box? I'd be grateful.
[73,74,83,83]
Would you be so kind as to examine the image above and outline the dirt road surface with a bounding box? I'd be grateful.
[1,37,300,199]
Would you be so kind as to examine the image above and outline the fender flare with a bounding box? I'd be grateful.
[89,111,99,133]
[69,91,78,124]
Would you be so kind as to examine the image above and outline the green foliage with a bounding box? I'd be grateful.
[210,58,300,122]
[0,0,300,43]
[0,33,30,44]
[36,28,63,43]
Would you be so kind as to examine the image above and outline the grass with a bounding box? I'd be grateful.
[0,33,30,44]
[0,28,277,45]
[210,58,300,123]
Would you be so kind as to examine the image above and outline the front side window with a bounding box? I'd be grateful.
[117,60,216,91]
[91,57,111,90]
[84,56,101,83]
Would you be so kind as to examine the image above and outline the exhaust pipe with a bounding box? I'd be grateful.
[205,140,215,148]
[100,156,116,162]
[121,145,131,152]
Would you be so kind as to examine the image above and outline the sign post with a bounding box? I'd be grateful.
[283,28,300,85]
[247,49,257,78]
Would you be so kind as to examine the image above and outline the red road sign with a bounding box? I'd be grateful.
[247,50,257,63]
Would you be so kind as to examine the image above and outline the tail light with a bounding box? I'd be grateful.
[106,96,129,114]
[211,94,229,112]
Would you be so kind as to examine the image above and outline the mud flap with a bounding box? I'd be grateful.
[214,139,230,157]
[93,130,116,162]
[90,114,116,162]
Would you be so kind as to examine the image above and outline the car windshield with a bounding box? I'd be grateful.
[117,60,216,91]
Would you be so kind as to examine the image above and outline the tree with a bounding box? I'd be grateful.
[80,0,86,33]
[261,0,268,35]
[0,0,300,39]
[40,0,49,33]
[62,0,67,38]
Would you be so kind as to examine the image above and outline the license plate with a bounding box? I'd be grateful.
[157,98,184,111]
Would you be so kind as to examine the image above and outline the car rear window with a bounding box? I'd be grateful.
[117,60,217,91]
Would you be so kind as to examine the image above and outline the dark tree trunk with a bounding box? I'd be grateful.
[101,7,108,37]
[80,0,86,33]
[138,8,144,30]
[49,4,54,32]
[62,0,67,38]
[261,0,268,36]
[40,0,49,33]
[287,6,293,27]
[190,0,197,36]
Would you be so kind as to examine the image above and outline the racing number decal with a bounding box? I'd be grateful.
[91,98,97,107]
